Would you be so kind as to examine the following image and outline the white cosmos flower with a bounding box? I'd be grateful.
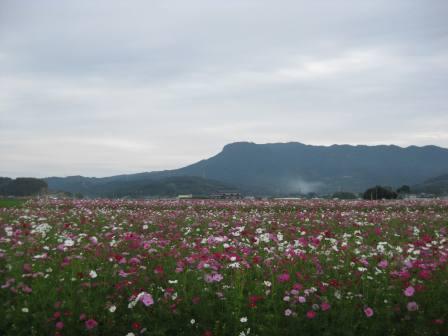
[89,270,98,278]
[64,239,74,247]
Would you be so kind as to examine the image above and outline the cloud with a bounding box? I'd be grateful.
[0,0,447,177]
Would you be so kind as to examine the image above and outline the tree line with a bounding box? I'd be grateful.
[0,177,48,196]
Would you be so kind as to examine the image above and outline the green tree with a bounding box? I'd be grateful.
[363,186,398,200]
[0,178,47,196]
[396,185,411,194]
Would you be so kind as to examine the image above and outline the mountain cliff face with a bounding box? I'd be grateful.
[46,142,448,196]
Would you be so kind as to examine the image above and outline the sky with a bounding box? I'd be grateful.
[1,0,447,177]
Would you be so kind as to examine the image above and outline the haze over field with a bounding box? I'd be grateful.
[1,1,448,178]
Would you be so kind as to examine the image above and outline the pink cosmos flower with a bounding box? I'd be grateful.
[204,273,223,283]
[284,309,292,316]
[21,285,32,293]
[140,292,154,306]
[404,286,415,297]
[418,270,431,280]
[277,273,290,283]
[55,321,64,330]
[306,310,316,319]
[85,319,98,330]
[407,301,419,312]
[23,264,32,273]
[292,283,303,291]
[364,307,374,317]
[321,302,331,311]
[298,296,306,303]
[378,260,388,269]
[360,258,369,267]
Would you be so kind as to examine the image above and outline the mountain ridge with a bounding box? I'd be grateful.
[45,142,448,196]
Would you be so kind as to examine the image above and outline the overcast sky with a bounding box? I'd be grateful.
[1,0,447,177]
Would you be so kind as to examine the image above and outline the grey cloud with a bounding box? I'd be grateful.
[0,0,447,177]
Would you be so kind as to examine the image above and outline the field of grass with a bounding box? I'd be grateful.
[0,199,447,335]
[0,198,26,208]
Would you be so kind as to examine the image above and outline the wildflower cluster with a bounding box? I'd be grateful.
[0,199,447,335]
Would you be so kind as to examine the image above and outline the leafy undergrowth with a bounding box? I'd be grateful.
[0,198,26,208]
[0,199,447,335]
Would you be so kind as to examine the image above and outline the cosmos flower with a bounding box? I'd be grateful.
[321,302,331,311]
[277,273,290,283]
[139,292,154,307]
[364,307,374,317]
[407,301,419,311]
[85,319,98,330]
[404,286,415,297]
[64,239,74,247]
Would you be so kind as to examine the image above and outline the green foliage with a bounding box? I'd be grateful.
[0,178,47,196]
[0,199,25,208]
[363,186,398,200]
[396,185,411,194]
[47,176,235,198]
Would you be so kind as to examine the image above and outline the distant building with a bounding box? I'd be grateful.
[210,190,242,199]
[177,194,193,199]
[273,197,303,200]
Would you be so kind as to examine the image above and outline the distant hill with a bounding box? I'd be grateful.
[45,142,448,196]
[412,173,448,195]
[0,177,48,196]
[46,175,234,198]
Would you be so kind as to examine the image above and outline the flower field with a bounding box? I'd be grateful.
[1,199,447,336]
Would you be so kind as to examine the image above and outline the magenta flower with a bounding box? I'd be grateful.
[277,273,290,283]
[404,286,415,297]
[55,321,64,330]
[418,270,431,280]
[364,307,374,317]
[321,302,331,311]
[85,319,98,330]
[306,310,316,319]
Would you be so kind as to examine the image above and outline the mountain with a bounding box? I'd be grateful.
[412,174,448,195]
[45,142,448,196]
